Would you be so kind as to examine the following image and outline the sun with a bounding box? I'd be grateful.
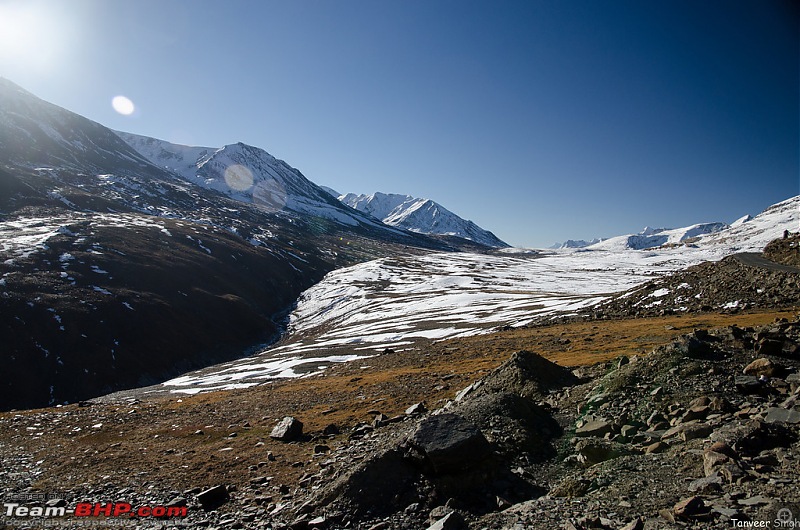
[0,1,67,72]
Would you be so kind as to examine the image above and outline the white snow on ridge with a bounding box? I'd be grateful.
[116,131,389,230]
[589,222,730,251]
[340,192,508,247]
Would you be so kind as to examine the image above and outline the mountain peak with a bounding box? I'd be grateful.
[339,192,508,247]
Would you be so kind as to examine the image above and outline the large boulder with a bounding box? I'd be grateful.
[270,416,304,441]
[409,414,492,474]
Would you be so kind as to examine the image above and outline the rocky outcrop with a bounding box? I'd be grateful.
[764,233,800,267]
[298,319,800,529]
[587,252,800,319]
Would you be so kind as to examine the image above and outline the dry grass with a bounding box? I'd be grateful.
[5,308,795,498]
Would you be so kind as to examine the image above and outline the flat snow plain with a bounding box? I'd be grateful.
[163,195,798,394]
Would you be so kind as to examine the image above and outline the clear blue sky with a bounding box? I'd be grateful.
[1,0,797,247]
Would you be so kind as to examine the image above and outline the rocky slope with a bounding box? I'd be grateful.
[285,318,800,529]
[0,79,458,410]
[764,233,800,268]
[583,248,800,320]
[0,311,797,530]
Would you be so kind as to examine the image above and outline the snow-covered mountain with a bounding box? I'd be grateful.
[588,222,730,251]
[698,196,799,252]
[116,132,390,229]
[550,238,605,249]
[339,192,508,247]
[582,197,798,253]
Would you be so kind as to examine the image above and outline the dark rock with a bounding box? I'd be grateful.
[473,350,578,398]
[574,439,637,467]
[756,339,784,357]
[165,496,188,508]
[680,423,714,442]
[688,472,723,493]
[719,463,745,484]
[738,495,772,506]
[711,505,746,519]
[409,414,492,474]
[350,423,374,439]
[575,419,612,438]
[735,375,763,394]
[197,485,229,510]
[427,511,468,530]
[763,407,800,424]
[730,420,797,455]
[270,417,304,441]
[620,518,644,530]
[322,424,340,436]
[673,496,707,518]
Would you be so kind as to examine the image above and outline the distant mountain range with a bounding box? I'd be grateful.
[550,238,605,249]
[115,132,508,248]
[551,200,796,252]
[337,192,508,248]
[588,222,730,251]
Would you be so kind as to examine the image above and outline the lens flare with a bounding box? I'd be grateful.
[111,95,135,116]
[253,178,288,212]
[224,164,255,192]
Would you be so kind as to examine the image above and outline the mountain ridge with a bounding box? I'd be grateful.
[339,191,508,247]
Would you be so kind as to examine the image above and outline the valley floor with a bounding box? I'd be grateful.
[0,308,796,529]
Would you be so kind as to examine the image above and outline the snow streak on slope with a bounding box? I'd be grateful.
[340,192,508,247]
[161,195,798,394]
[160,248,695,393]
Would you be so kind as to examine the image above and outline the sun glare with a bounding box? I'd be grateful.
[0,2,64,71]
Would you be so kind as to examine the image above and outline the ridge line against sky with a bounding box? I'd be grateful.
[0,0,797,247]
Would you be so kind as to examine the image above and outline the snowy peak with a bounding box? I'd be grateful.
[339,192,508,247]
[116,131,381,228]
[550,238,604,249]
[584,196,799,253]
[589,222,730,251]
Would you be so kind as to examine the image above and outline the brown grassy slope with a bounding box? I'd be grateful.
[2,308,794,500]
